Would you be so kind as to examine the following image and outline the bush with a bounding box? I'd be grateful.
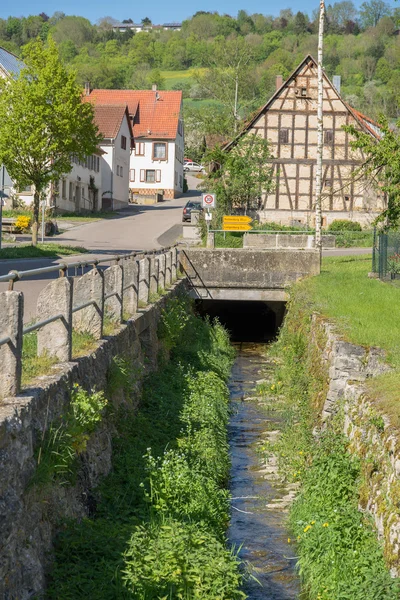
[328,219,362,232]
[14,215,31,232]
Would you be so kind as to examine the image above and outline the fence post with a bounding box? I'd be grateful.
[123,257,139,316]
[0,291,23,397]
[104,264,123,322]
[73,267,104,339]
[171,247,178,281]
[157,252,166,291]
[138,255,150,304]
[165,249,172,288]
[149,253,158,297]
[37,277,72,362]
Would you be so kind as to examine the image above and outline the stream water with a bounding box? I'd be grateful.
[228,343,300,599]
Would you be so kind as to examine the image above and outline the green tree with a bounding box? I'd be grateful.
[203,134,274,216]
[0,37,100,244]
[359,0,391,28]
[346,117,400,227]
[141,17,152,26]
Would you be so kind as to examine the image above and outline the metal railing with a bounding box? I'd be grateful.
[0,244,181,397]
[372,231,400,279]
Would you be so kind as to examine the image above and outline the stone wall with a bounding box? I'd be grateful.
[243,233,336,249]
[312,315,400,574]
[0,281,185,600]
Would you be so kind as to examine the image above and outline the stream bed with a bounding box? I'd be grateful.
[228,343,300,599]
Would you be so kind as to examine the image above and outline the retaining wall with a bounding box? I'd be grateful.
[313,315,400,574]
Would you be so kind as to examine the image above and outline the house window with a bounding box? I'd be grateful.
[324,129,334,144]
[279,128,289,144]
[130,169,135,182]
[69,181,73,200]
[96,157,100,172]
[120,166,123,177]
[301,87,307,97]
[140,169,161,183]
[135,142,145,156]
[116,165,120,176]
[121,135,127,150]
[153,142,167,160]
[62,179,66,199]
[324,179,332,188]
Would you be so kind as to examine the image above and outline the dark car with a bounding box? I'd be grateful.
[182,200,203,222]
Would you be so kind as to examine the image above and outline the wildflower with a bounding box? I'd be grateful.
[297,535,301,541]
[298,451,303,455]
[271,384,275,390]
[311,521,315,525]
[323,522,329,527]
[303,525,312,533]
[288,538,291,543]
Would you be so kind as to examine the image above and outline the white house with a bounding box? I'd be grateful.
[87,88,184,200]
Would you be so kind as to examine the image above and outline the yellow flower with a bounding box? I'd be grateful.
[271,384,275,390]
[303,525,312,533]
[288,538,291,543]
[297,535,301,541]
[298,451,304,455]
[323,522,329,527]
[311,520,316,525]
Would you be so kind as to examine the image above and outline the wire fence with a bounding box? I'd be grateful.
[372,230,400,279]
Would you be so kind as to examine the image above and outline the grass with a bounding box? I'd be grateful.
[0,243,88,259]
[21,332,57,387]
[304,255,400,367]
[72,330,98,358]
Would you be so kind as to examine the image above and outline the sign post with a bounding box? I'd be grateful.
[202,193,216,233]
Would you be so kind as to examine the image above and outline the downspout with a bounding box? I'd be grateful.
[111,138,115,211]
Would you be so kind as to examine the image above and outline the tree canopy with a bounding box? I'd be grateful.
[0,36,101,243]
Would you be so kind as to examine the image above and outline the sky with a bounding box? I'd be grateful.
[0,0,398,26]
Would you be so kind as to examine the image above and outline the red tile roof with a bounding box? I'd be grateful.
[346,106,381,139]
[87,90,182,140]
[92,104,133,140]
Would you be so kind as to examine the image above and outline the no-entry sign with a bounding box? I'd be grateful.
[202,193,216,208]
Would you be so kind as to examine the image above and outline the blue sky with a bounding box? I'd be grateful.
[0,0,398,25]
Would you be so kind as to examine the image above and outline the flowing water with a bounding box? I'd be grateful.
[228,343,300,599]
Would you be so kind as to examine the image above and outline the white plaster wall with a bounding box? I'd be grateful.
[129,139,183,195]
[101,117,131,208]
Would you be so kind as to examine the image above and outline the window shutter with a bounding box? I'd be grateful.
[140,169,145,182]
[130,169,135,182]
[156,169,161,183]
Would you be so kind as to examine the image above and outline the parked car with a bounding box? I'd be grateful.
[183,161,206,173]
[182,200,203,222]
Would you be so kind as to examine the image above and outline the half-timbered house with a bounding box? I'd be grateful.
[228,55,385,227]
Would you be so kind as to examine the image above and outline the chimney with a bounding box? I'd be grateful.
[276,75,283,90]
[152,84,157,91]
[332,75,341,94]
[84,81,91,96]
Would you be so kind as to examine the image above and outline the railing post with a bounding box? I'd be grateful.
[171,246,178,281]
[104,264,123,322]
[165,249,172,288]
[138,255,150,304]
[0,291,23,397]
[37,277,72,362]
[73,267,104,339]
[149,253,158,297]
[122,257,139,316]
[157,252,166,291]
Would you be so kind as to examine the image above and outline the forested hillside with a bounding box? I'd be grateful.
[1,3,400,143]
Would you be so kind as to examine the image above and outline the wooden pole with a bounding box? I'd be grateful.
[315,0,325,258]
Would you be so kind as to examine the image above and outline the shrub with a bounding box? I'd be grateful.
[328,219,362,232]
[14,215,31,232]
[123,519,245,599]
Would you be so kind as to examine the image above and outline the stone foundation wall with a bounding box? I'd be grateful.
[0,282,185,600]
[313,315,400,573]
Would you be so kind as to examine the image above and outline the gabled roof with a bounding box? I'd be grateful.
[225,54,380,150]
[0,47,24,79]
[87,89,182,140]
[93,104,134,142]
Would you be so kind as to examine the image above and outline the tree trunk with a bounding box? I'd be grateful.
[32,188,40,246]
[315,0,325,259]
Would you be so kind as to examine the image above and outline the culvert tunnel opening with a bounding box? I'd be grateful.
[195,299,286,342]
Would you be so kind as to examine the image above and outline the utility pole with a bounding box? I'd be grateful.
[315,0,325,258]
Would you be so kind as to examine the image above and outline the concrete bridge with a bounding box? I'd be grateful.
[181,248,320,302]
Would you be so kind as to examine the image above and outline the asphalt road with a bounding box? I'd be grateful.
[0,174,202,321]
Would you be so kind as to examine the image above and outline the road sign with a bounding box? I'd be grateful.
[205,212,212,221]
[222,224,253,231]
[223,215,252,224]
[202,193,216,208]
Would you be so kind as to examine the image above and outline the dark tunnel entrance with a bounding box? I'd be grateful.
[195,300,286,342]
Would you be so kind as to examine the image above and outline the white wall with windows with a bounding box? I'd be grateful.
[129,129,184,198]
[101,116,131,210]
